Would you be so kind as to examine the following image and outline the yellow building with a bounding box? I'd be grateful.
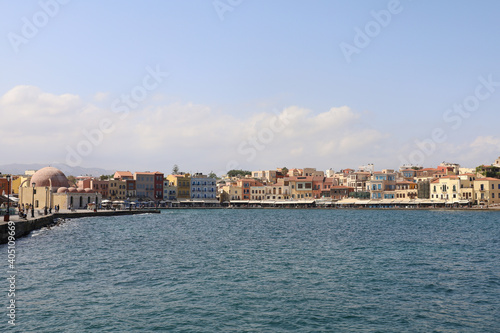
[109,179,127,200]
[264,185,290,200]
[395,181,418,200]
[19,167,101,211]
[250,186,266,200]
[11,176,29,195]
[430,175,476,203]
[221,183,242,200]
[288,176,313,200]
[430,176,462,201]
[473,178,500,205]
[166,174,191,200]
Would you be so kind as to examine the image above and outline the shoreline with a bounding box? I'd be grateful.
[0,209,160,244]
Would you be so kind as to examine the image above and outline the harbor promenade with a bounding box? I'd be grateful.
[0,208,160,244]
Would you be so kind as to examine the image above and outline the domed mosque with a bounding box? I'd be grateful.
[19,166,102,211]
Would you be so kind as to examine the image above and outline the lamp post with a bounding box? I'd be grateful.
[4,175,10,222]
[31,182,36,218]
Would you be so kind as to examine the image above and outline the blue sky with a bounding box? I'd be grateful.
[1,0,500,175]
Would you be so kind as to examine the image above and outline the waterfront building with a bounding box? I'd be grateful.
[395,181,418,200]
[10,176,26,195]
[330,185,354,200]
[0,177,10,195]
[91,179,109,198]
[288,176,313,200]
[134,172,156,199]
[347,171,371,192]
[190,173,216,200]
[153,172,164,200]
[163,180,177,201]
[264,184,290,200]
[311,176,325,199]
[250,186,266,200]
[236,178,263,200]
[220,183,242,201]
[367,170,396,200]
[19,167,101,210]
[109,179,127,200]
[429,175,474,202]
[473,178,500,205]
[458,174,476,202]
[125,179,136,198]
[167,174,191,200]
[417,179,431,199]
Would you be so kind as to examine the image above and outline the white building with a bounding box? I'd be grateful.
[190,173,217,200]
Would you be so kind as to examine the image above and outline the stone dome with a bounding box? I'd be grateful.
[77,188,86,193]
[31,167,70,188]
[57,187,69,193]
[84,188,94,193]
[68,187,78,193]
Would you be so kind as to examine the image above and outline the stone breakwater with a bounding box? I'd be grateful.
[0,210,160,244]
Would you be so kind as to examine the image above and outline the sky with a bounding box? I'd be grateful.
[1,0,500,175]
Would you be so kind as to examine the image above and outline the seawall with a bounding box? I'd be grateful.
[0,209,160,244]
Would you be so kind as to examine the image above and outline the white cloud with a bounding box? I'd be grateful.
[1,85,391,173]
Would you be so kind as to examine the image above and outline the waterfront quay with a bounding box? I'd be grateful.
[0,209,160,244]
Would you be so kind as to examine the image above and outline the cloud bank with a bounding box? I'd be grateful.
[1,85,496,174]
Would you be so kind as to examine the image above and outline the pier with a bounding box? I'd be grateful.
[0,209,160,244]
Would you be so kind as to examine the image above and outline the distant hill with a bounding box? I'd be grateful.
[0,163,114,177]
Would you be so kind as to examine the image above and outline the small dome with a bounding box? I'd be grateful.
[77,188,86,193]
[57,187,69,193]
[68,187,78,193]
[30,167,70,188]
[84,188,94,193]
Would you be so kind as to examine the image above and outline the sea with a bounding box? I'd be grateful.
[2,209,500,332]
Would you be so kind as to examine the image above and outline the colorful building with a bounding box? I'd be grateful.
[167,174,191,200]
[473,177,500,205]
[190,173,217,200]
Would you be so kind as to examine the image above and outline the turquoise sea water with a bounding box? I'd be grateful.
[2,209,500,332]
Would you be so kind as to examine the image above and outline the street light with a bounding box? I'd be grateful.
[31,182,36,218]
[4,175,10,222]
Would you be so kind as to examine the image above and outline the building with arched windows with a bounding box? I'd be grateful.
[19,167,102,210]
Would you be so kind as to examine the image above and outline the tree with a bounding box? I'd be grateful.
[208,171,217,179]
[476,165,500,179]
[172,164,179,175]
[67,175,76,186]
[227,169,251,178]
[281,167,289,176]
